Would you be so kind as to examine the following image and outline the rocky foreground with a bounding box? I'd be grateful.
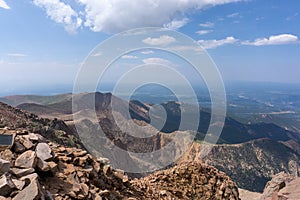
[239,172,300,200]
[0,128,240,200]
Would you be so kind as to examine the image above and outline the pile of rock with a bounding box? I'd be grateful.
[131,161,240,200]
[0,128,241,200]
[0,129,139,200]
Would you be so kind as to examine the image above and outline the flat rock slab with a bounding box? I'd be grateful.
[10,168,35,178]
[36,143,52,161]
[12,178,42,200]
[19,173,38,181]
[15,150,37,169]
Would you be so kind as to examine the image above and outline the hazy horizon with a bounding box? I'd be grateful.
[1,80,300,97]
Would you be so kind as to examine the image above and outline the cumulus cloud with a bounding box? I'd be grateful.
[121,55,138,59]
[143,35,176,46]
[143,57,175,66]
[198,36,238,49]
[0,0,10,9]
[242,34,299,46]
[33,0,244,33]
[33,0,82,33]
[196,30,213,35]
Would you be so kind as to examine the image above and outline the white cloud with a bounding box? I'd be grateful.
[196,30,213,35]
[199,22,214,28]
[7,53,27,57]
[33,0,246,33]
[164,18,189,30]
[143,57,175,66]
[143,35,176,46]
[198,36,238,49]
[141,50,154,55]
[121,55,138,59]
[242,34,299,46]
[0,0,10,9]
[227,12,239,18]
[33,0,82,33]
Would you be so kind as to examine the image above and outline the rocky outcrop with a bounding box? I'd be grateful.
[178,139,300,192]
[132,161,240,200]
[0,127,241,199]
[0,101,241,199]
[260,172,300,200]
[0,102,82,148]
[0,129,139,199]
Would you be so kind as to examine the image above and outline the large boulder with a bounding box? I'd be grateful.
[36,143,52,161]
[15,150,37,169]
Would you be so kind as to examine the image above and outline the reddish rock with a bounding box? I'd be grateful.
[27,133,45,143]
[18,136,34,150]
[36,158,50,172]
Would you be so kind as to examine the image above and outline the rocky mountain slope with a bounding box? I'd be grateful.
[2,93,300,194]
[178,140,300,192]
[0,101,241,199]
[0,129,241,199]
[0,102,81,148]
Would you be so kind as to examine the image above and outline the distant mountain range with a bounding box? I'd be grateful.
[1,92,300,192]
[5,92,299,144]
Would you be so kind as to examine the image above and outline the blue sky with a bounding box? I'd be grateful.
[0,0,299,95]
